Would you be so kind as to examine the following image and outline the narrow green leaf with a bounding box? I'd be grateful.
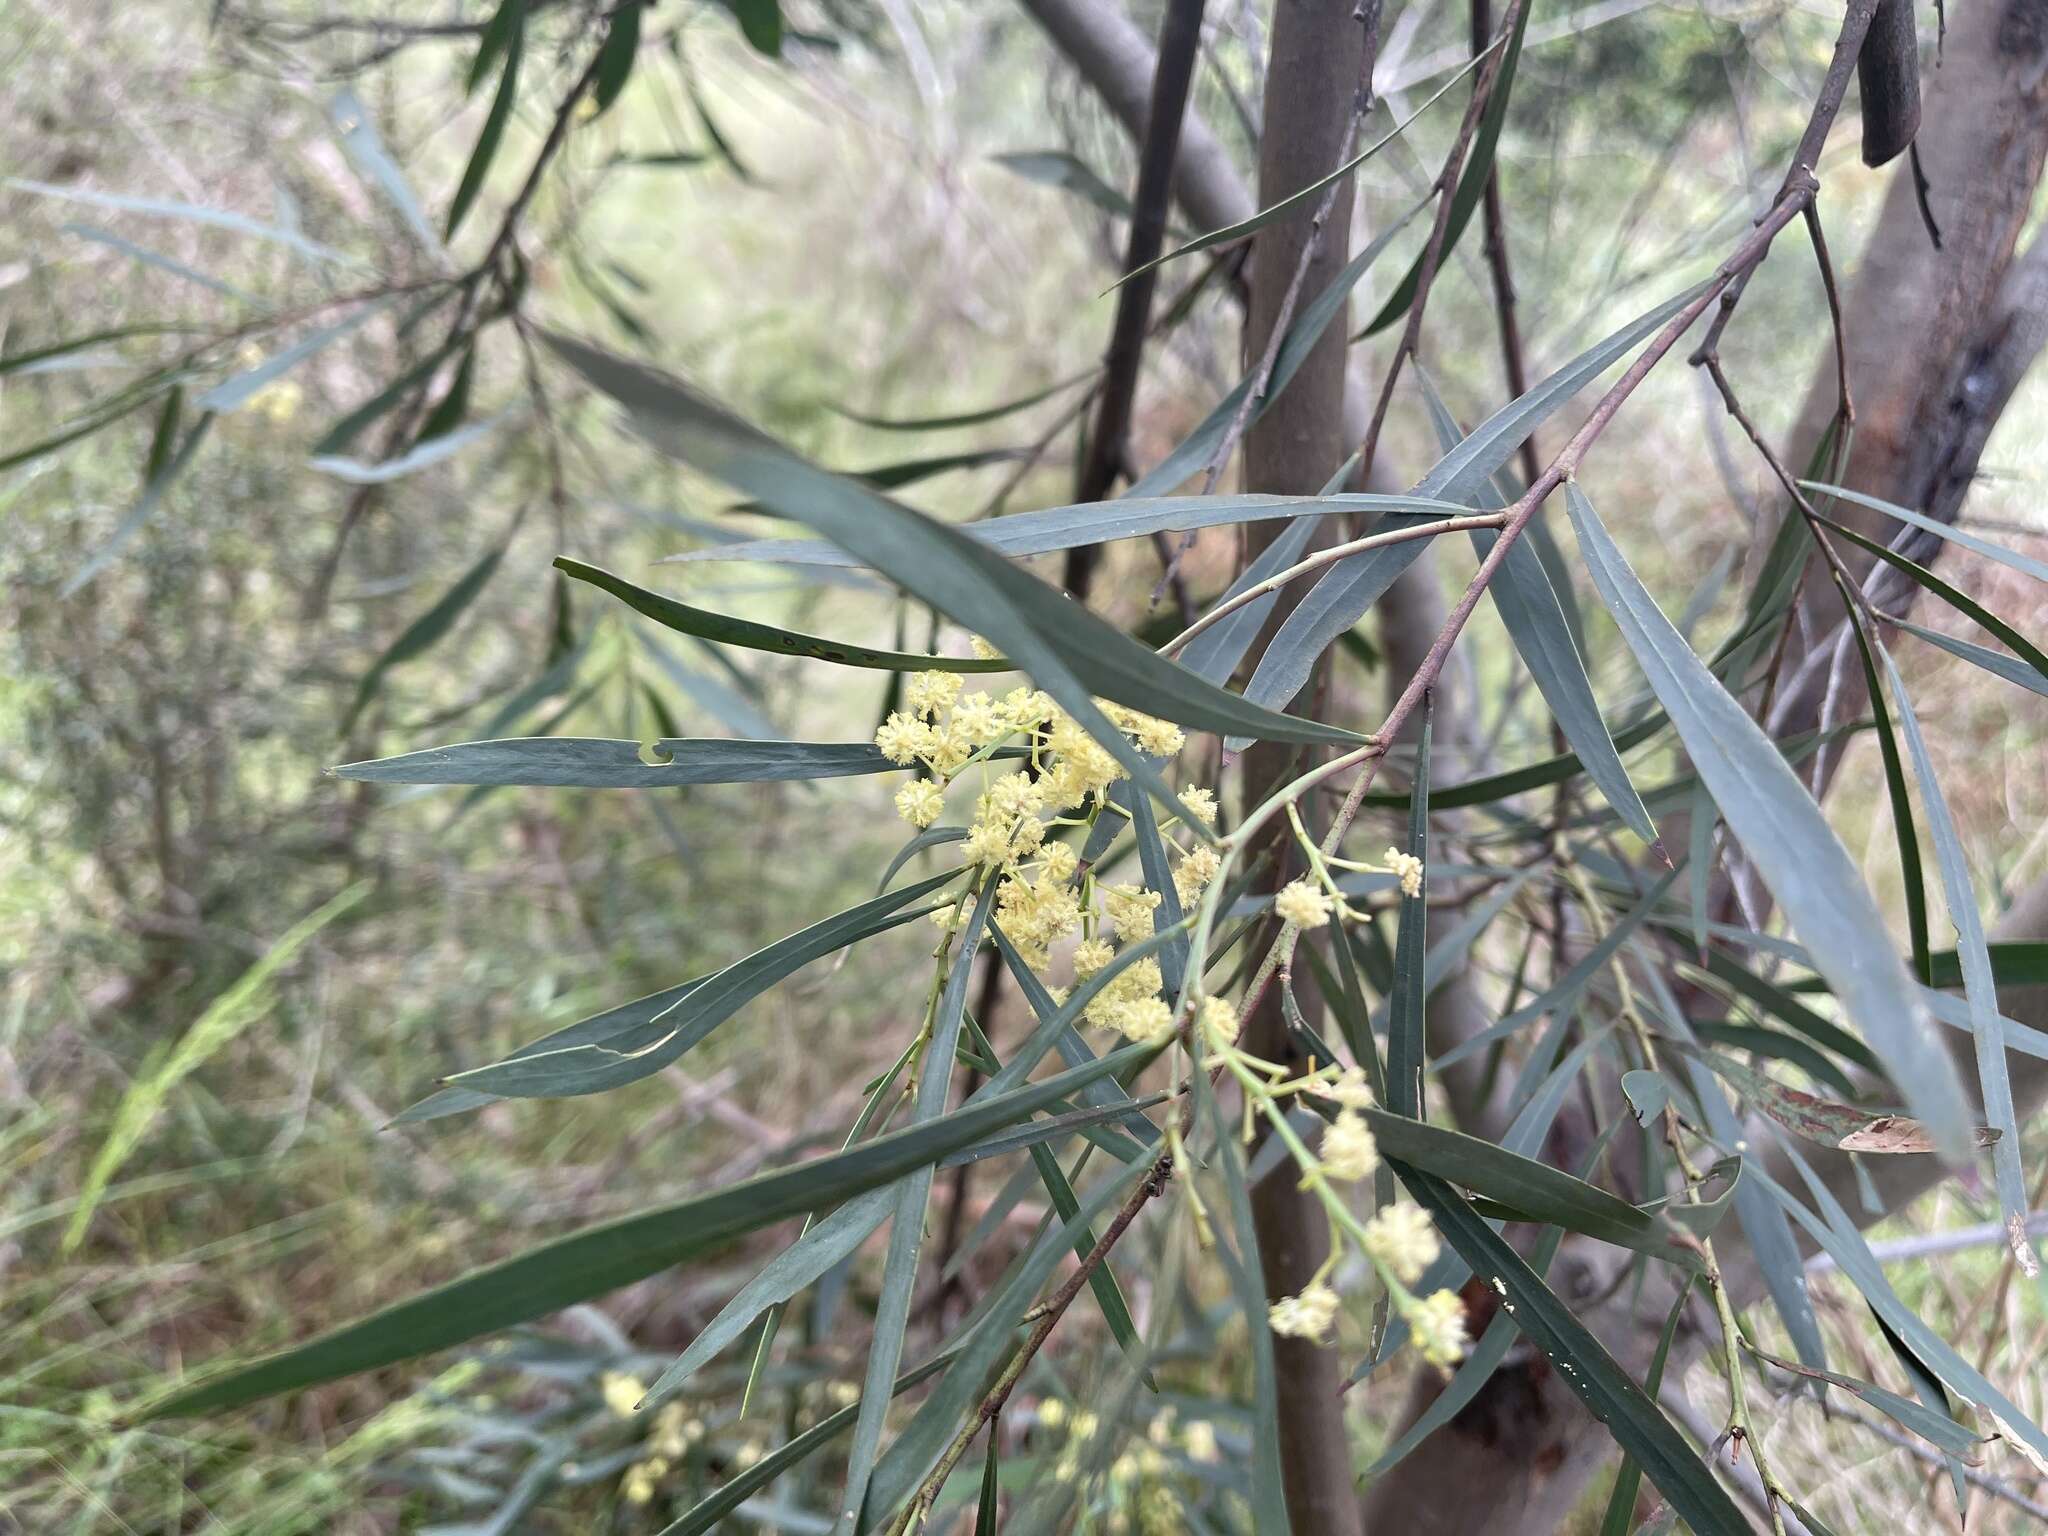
[328,88,441,255]
[1749,1344,1981,1457]
[1876,644,2034,1264]
[1597,1279,1692,1536]
[976,1431,1000,1534]
[1197,1072,1290,1534]
[729,0,782,56]
[841,879,995,1530]
[1815,513,2048,682]
[466,0,526,93]
[1755,1148,2048,1468]
[64,396,213,597]
[1841,608,1930,981]
[1358,0,1534,336]
[5,176,351,265]
[145,1045,1138,1419]
[831,374,1089,434]
[1241,282,1709,729]
[1397,1173,1748,1536]
[198,297,397,414]
[1893,615,2048,700]
[1565,484,1972,1161]
[418,346,476,443]
[1386,699,1432,1117]
[557,558,1010,672]
[61,221,256,302]
[991,150,1135,220]
[1690,1023,1860,1101]
[333,736,893,788]
[541,333,1363,824]
[441,872,958,1101]
[591,2,641,114]
[664,490,1462,569]
[342,545,506,735]
[447,1,525,239]
[1414,368,1656,845]
[1803,482,2048,587]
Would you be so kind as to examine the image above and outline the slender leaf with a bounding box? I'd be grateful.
[198,297,397,413]
[1240,282,1707,729]
[1843,606,1931,980]
[990,151,1135,220]
[1386,701,1431,1117]
[1397,1173,1748,1536]
[1804,482,2048,586]
[64,396,213,596]
[145,1046,1139,1419]
[1893,616,2048,700]
[664,491,1462,569]
[831,375,1088,434]
[1598,1280,1692,1536]
[557,558,1010,672]
[310,411,509,483]
[541,333,1363,827]
[591,3,641,114]
[342,545,506,734]
[1565,484,1971,1161]
[334,736,892,788]
[1414,368,1655,844]
[1876,644,2034,1265]
[447,2,525,239]
[441,872,958,1101]
[466,0,526,93]
[1357,0,1533,336]
[5,177,351,265]
[328,88,441,255]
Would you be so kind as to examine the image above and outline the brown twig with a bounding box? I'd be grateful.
[1469,0,1541,490]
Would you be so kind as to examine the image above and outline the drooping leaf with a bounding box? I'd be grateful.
[591,2,642,114]
[664,491,1462,569]
[1397,1173,1748,1536]
[466,0,526,93]
[556,557,1011,671]
[144,1047,1140,1419]
[342,544,506,735]
[541,332,1364,826]
[1875,643,2034,1266]
[1804,482,2048,587]
[841,879,995,1529]
[1747,1345,1981,1458]
[1239,282,1708,729]
[438,871,959,1102]
[1892,615,2048,700]
[1688,1047,1994,1154]
[333,736,892,789]
[1414,368,1656,845]
[1564,484,1972,1161]
[1357,0,1534,336]
[310,412,509,483]
[197,297,399,414]
[1385,700,1432,1118]
[990,150,1135,220]
[61,221,256,302]
[831,374,1089,434]
[1841,605,1931,981]
[447,0,526,239]
[328,88,441,255]
[64,394,213,596]
[5,177,351,265]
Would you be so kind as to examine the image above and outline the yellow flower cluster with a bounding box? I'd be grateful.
[1274,879,1333,929]
[1267,1280,1342,1341]
[601,1374,704,1507]
[879,671,1222,1045]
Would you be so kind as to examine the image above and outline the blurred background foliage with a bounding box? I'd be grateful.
[1,0,2043,1531]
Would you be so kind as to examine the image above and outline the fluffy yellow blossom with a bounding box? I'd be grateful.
[1199,995,1240,1048]
[1364,1202,1440,1284]
[1318,1066,1371,1110]
[650,1403,699,1459]
[601,1371,646,1418]
[970,634,1002,660]
[905,670,962,718]
[1386,846,1425,898]
[1080,955,1164,1034]
[874,711,930,765]
[1274,878,1333,929]
[1184,1420,1220,1463]
[1268,1281,1341,1341]
[1101,883,1164,942]
[1116,996,1177,1045]
[894,779,945,827]
[1072,937,1115,978]
[1039,841,1078,884]
[1179,786,1218,825]
[952,691,1004,744]
[1037,1398,1067,1431]
[1408,1288,1469,1367]
[621,1456,669,1504]
[1174,843,1221,904]
[1133,715,1185,757]
[1320,1109,1379,1182]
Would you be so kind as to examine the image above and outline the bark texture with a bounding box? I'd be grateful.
[1240,7,1369,1531]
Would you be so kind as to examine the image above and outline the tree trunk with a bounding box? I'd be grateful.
[1239,5,1369,1533]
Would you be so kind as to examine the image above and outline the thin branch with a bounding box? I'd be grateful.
[1470,0,1541,489]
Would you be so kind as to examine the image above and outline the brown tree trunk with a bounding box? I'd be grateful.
[1239,5,1369,1533]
